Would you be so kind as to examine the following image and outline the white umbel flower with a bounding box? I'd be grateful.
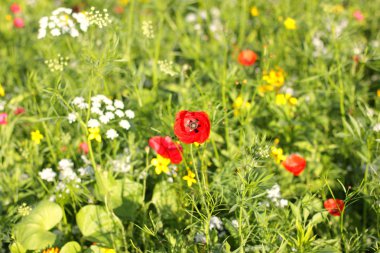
[115,109,124,118]
[68,113,77,124]
[114,100,124,109]
[125,110,135,119]
[39,168,57,182]
[106,129,119,140]
[373,123,380,132]
[87,119,100,128]
[119,120,131,130]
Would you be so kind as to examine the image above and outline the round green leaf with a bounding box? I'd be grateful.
[76,205,116,246]
[13,224,56,250]
[60,241,81,253]
[23,200,63,230]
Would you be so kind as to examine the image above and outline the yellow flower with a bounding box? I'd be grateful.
[377,89,380,97]
[0,84,4,97]
[151,155,170,175]
[284,17,297,30]
[100,248,116,253]
[183,169,196,187]
[88,127,101,142]
[250,7,259,17]
[5,15,12,21]
[275,93,298,106]
[42,247,59,253]
[262,68,285,88]
[118,0,129,5]
[233,96,252,116]
[31,130,44,144]
[271,146,286,164]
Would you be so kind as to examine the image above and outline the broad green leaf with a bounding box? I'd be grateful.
[76,205,116,246]
[9,242,26,253]
[152,181,179,219]
[22,200,63,230]
[60,241,81,253]
[113,178,143,220]
[13,224,56,250]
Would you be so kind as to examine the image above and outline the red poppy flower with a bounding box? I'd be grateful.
[149,136,183,164]
[10,3,21,14]
[324,198,345,216]
[13,17,24,28]
[282,154,306,176]
[238,49,258,66]
[174,111,210,144]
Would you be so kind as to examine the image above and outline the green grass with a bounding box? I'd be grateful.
[0,0,379,252]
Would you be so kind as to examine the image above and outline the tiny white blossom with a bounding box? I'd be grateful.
[106,105,115,111]
[373,123,380,132]
[125,110,135,119]
[105,111,115,120]
[39,168,57,182]
[58,159,74,170]
[68,113,77,124]
[91,107,103,115]
[114,100,124,109]
[115,110,124,118]
[231,219,239,228]
[87,119,100,128]
[72,97,85,106]
[209,216,223,231]
[106,129,119,140]
[99,114,111,124]
[119,120,131,130]
[279,199,288,208]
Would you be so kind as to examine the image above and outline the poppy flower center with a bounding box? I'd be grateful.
[186,119,199,133]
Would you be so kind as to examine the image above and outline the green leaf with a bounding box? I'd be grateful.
[152,181,180,219]
[13,224,56,250]
[60,241,81,253]
[9,242,26,253]
[76,205,117,246]
[113,178,144,220]
[22,201,63,230]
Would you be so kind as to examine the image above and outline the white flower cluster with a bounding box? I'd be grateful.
[373,123,380,132]
[37,7,111,39]
[266,184,288,208]
[86,7,112,28]
[158,60,177,77]
[68,94,135,140]
[110,148,132,173]
[45,54,69,72]
[39,159,94,197]
[185,8,224,41]
[142,20,154,39]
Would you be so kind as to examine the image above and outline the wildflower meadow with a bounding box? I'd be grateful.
[1,0,380,252]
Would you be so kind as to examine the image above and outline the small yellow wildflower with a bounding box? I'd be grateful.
[88,127,101,142]
[31,130,44,144]
[284,18,297,30]
[5,15,12,21]
[183,169,196,187]
[275,93,298,106]
[377,89,380,97]
[151,155,170,175]
[100,248,116,253]
[118,0,129,5]
[0,84,4,97]
[233,96,252,116]
[42,248,59,253]
[271,146,286,164]
[262,68,285,88]
[250,7,259,17]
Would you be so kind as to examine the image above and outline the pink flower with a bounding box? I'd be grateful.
[353,10,364,22]
[13,17,24,28]
[14,107,25,115]
[0,113,8,125]
[79,142,89,154]
[10,3,21,14]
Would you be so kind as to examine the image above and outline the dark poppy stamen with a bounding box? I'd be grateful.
[187,119,199,132]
